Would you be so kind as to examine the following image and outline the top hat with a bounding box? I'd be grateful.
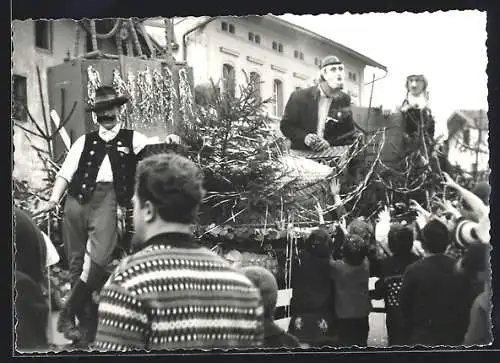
[319,55,343,69]
[87,85,129,112]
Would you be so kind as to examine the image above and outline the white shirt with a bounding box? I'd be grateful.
[317,86,334,137]
[57,123,151,183]
[41,231,60,267]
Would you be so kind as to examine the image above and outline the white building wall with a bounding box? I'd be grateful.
[448,128,489,173]
[180,16,367,119]
[12,19,86,189]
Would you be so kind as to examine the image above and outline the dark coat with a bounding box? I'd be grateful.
[264,321,301,348]
[15,271,49,351]
[399,254,477,346]
[280,86,357,150]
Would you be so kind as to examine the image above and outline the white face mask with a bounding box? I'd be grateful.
[406,75,426,97]
[321,64,345,90]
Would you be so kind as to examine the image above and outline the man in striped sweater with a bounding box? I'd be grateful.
[94,153,264,351]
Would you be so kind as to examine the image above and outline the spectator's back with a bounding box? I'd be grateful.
[399,254,476,345]
[95,233,264,351]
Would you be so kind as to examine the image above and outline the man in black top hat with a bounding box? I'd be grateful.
[280,55,360,152]
[44,85,178,347]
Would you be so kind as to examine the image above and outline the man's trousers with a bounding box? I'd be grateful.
[62,182,118,286]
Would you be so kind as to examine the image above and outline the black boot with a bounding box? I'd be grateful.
[56,280,92,341]
[73,295,99,349]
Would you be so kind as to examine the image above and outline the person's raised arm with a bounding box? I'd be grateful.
[443,172,488,220]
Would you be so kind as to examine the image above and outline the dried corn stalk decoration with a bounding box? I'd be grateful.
[86,65,102,124]
[178,68,196,126]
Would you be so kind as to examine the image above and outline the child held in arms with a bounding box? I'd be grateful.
[330,234,371,347]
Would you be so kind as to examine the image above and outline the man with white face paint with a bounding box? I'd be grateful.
[281,55,359,152]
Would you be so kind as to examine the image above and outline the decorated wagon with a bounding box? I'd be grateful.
[14,18,445,335]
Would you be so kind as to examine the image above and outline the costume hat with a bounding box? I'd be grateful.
[87,85,129,112]
[319,55,342,69]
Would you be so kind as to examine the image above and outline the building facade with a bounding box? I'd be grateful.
[12,19,159,189]
[12,19,88,189]
[145,15,386,121]
[446,109,489,175]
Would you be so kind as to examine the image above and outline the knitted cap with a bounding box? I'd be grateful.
[240,266,278,318]
[319,55,343,69]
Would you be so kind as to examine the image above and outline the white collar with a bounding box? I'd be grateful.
[318,84,330,98]
[98,123,122,142]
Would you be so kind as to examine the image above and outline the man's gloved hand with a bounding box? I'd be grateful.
[304,134,330,152]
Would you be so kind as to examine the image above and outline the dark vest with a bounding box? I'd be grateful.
[68,129,137,206]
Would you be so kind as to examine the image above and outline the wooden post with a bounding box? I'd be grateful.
[163,18,176,65]
[74,23,81,58]
[90,20,98,51]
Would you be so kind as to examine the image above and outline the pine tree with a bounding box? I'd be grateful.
[182,72,291,225]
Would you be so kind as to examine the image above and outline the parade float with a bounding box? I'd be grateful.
[13,19,453,321]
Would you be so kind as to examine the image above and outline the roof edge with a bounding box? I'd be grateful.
[265,14,387,71]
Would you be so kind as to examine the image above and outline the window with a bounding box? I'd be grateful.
[34,20,52,51]
[294,50,304,60]
[272,79,284,117]
[222,22,235,34]
[272,41,283,54]
[348,72,358,82]
[12,75,28,122]
[314,57,320,66]
[249,72,261,99]
[249,32,261,45]
[222,63,236,97]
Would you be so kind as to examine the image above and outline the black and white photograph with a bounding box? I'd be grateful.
[12,10,492,353]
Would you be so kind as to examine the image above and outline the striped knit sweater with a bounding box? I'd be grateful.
[94,232,264,351]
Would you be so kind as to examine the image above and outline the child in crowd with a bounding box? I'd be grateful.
[288,229,336,347]
[399,219,477,345]
[241,266,301,349]
[330,234,371,347]
[372,223,420,346]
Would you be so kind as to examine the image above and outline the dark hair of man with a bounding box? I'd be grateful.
[135,153,205,224]
[421,219,451,254]
[342,234,367,266]
[388,223,414,256]
[305,228,333,259]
